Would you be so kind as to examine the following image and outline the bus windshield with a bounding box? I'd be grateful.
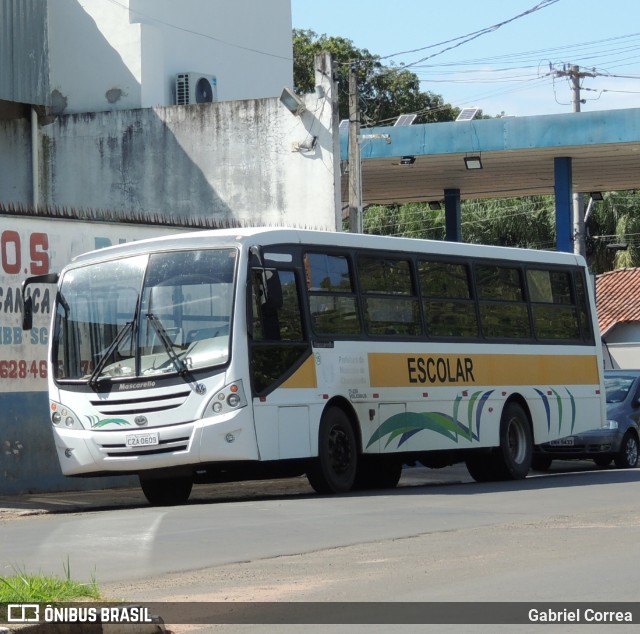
[54,248,237,383]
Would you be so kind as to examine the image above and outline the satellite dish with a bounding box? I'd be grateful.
[196,77,214,103]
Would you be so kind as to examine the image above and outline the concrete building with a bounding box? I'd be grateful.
[0,0,293,114]
[0,0,339,227]
[0,1,340,494]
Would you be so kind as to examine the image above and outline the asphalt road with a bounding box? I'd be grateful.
[2,463,640,633]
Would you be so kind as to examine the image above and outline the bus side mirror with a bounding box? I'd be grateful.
[21,273,59,330]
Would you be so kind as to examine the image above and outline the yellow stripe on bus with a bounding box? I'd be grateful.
[281,355,318,389]
[368,352,600,388]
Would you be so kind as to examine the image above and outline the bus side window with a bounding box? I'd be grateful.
[251,269,302,342]
[250,269,306,395]
[357,256,421,336]
[418,259,478,338]
[304,252,362,335]
[476,264,531,339]
[527,268,581,341]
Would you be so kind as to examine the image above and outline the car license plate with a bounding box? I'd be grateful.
[549,437,574,447]
[126,432,159,447]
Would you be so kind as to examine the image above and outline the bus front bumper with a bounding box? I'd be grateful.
[52,409,259,476]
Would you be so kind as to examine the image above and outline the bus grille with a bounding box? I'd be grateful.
[90,389,191,416]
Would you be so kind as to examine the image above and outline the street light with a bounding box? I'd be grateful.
[464,156,483,170]
[280,87,305,116]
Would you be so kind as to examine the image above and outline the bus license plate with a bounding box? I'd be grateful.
[549,437,574,447]
[126,432,159,447]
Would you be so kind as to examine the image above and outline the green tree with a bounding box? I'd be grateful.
[293,29,458,125]
[362,193,640,276]
[462,197,555,249]
[363,197,555,247]
[586,191,640,273]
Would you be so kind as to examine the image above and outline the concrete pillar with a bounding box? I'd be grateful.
[444,188,461,242]
[554,157,573,253]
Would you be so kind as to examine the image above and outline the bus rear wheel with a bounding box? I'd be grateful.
[139,475,193,506]
[306,407,357,494]
[495,401,532,479]
[466,402,532,482]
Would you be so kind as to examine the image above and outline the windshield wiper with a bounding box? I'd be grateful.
[146,313,190,378]
[88,321,133,389]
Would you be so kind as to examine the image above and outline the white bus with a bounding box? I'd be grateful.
[22,228,605,505]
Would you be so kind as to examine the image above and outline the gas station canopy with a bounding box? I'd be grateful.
[340,108,640,207]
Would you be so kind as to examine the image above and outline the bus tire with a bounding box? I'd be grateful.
[139,475,193,506]
[494,401,532,480]
[306,406,357,494]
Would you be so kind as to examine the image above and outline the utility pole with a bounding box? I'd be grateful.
[348,61,362,233]
[551,64,597,258]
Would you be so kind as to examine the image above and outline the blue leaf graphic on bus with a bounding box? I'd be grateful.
[475,391,494,439]
[550,388,563,433]
[467,391,483,431]
[367,405,488,450]
[367,412,459,449]
[566,388,576,432]
[533,388,576,434]
[534,389,551,431]
[86,415,131,429]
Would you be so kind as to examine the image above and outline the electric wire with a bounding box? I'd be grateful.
[104,0,293,62]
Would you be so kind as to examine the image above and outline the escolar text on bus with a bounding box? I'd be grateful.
[407,356,476,385]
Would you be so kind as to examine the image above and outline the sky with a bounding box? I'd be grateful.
[291,0,640,117]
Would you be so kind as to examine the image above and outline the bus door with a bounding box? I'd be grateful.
[248,263,313,461]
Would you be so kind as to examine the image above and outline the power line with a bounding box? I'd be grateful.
[378,0,560,65]
[104,0,293,62]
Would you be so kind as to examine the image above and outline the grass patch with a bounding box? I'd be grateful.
[0,561,101,602]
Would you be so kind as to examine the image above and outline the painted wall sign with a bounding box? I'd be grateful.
[0,216,184,393]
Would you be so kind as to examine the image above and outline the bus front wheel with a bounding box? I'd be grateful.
[139,475,193,506]
[306,406,357,494]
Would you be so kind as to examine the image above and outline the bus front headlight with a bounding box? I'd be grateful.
[207,380,247,416]
[50,401,83,430]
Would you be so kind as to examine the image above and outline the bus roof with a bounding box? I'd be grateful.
[66,226,586,269]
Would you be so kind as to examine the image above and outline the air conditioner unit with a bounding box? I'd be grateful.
[175,73,218,105]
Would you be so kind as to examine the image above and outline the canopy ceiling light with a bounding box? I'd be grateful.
[280,87,306,116]
[590,191,604,201]
[428,201,442,210]
[400,156,416,165]
[464,156,483,170]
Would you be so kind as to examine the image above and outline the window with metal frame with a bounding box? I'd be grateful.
[357,256,421,336]
[418,259,479,338]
